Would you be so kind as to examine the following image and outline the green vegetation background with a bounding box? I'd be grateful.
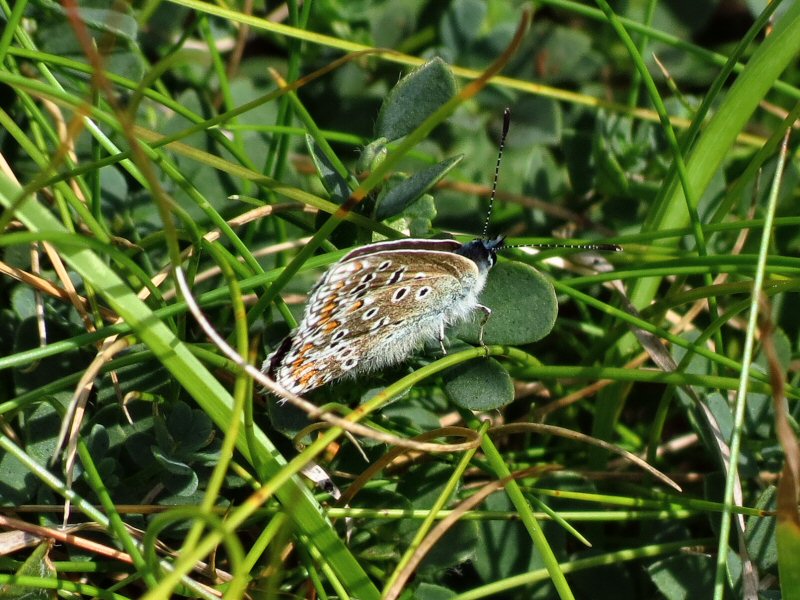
[1,1,799,599]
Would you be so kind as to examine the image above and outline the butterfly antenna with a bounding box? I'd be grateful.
[482,107,512,239]
[504,241,623,252]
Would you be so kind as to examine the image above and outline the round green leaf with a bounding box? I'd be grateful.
[473,493,543,582]
[455,261,558,346]
[151,446,198,496]
[511,96,563,147]
[375,57,457,141]
[443,357,514,410]
[419,519,479,574]
[165,401,214,454]
[648,555,715,600]
[267,396,312,441]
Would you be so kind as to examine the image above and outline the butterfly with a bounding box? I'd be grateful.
[263,235,505,396]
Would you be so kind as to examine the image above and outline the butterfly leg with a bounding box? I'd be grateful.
[438,321,447,355]
[477,304,492,346]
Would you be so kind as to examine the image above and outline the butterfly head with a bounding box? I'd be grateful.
[455,235,505,273]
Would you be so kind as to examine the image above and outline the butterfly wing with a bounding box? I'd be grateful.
[267,245,483,395]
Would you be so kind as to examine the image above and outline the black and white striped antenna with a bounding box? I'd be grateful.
[482,107,512,239]
[484,108,621,254]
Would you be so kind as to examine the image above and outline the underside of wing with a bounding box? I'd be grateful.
[270,249,481,394]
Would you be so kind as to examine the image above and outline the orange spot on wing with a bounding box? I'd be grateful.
[290,343,315,370]
[348,300,364,313]
[292,362,316,378]
[297,368,319,387]
[323,320,340,332]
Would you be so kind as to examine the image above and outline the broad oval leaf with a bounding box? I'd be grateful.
[165,400,215,454]
[375,57,457,141]
[267,397,313,441]
[38,2,139,40]
[441,0,487,50]
[444,357,514,410]
[746,487,777,572]
[455,261,558,346]
[648,554,715,599]
[511,96,563,147]
[473,493,542,581]
[419,519,479,574]
[151,447,198,496]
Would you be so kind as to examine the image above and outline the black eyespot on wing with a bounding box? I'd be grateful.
[350,282,369,296]
[392,287,409,301]
[370,316,390,331]
[388,267,407,285]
